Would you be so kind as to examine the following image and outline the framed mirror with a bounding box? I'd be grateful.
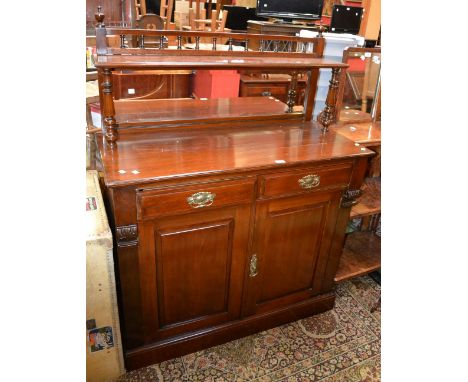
[336,47,381,123]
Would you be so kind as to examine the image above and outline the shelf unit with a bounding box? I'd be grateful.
[331,122,381,283]
[334,231,381,282]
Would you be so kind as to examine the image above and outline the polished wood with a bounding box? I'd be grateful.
[137,179,255,220]
[332,121,381,177]
[95,12,371,369]
[95,53,346,70]
[112,70,191,100]
[259,163,353,199]
[334,231,381,282]
[239,74,308,105]
[318,68,341,132]
[94,16,339,142]
[97,121,373,187]
[100,68,118,144]
[97,120,372,368]
[331,121,381,146]
[126,293,335,369]
[242,190,342,316]
[113,97,300,127]
[137,181,253,342]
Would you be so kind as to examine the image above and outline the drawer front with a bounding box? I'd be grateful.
[260,164,352,198]
[241,84,288,99]
[137,179,255,220]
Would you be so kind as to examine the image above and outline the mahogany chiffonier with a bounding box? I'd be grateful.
[93,12,373,370]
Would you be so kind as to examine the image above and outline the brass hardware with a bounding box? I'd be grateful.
[298,174,320,189]
[261,91,272,97]
[187,191,216,208]
[249,254,258,277]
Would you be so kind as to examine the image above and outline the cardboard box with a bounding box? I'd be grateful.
[86,170,125,382]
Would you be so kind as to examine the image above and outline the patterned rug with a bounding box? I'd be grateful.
[118,276,381,382]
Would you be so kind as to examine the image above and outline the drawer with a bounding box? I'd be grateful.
[259,163,352,198]
[241,84,288,99]
[137,179,256,220]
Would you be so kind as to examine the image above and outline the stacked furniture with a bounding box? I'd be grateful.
[94,11,373,371]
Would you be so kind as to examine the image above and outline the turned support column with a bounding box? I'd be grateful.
[101,68,118,145]
[318,67,341,132]
[286,71,298,113]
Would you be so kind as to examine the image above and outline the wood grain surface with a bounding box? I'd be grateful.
[97,120,374,187]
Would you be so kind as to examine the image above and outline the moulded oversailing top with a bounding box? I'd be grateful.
[97,120,373,187]
[94,54,348,70]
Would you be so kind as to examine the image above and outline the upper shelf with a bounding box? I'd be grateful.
[95,54,348,71]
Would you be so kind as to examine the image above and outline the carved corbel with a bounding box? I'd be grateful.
[340,189,362,208]
[116,224,138,246]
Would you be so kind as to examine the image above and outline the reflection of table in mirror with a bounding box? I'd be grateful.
[336,47,381,123]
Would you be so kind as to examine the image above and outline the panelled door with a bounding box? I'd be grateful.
[136,179,254,343]
[243,190,343,316]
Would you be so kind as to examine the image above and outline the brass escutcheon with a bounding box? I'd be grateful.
[249,254,258,277]
[187,191,216,208]
[298,174,320,189]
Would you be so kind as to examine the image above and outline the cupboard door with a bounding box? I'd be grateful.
[137,205,252,343]
[243,190,342,316]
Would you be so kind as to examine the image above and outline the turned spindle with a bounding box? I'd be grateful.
[244,39,249,51]
[286,72,299,113]
[317,22,326,37]
[195,36,200,50]
[318,68,341,132]
[101,68,118,145]
[95,6,105,27]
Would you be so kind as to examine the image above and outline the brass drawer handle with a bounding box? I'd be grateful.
[298,174,320,189]
[249,254,258,277]
[261,90,272,97]
[187,192,216,208]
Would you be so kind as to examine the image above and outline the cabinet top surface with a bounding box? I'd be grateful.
[331,122,381,146]
[97,121,373,187]
[94,55,347,70]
